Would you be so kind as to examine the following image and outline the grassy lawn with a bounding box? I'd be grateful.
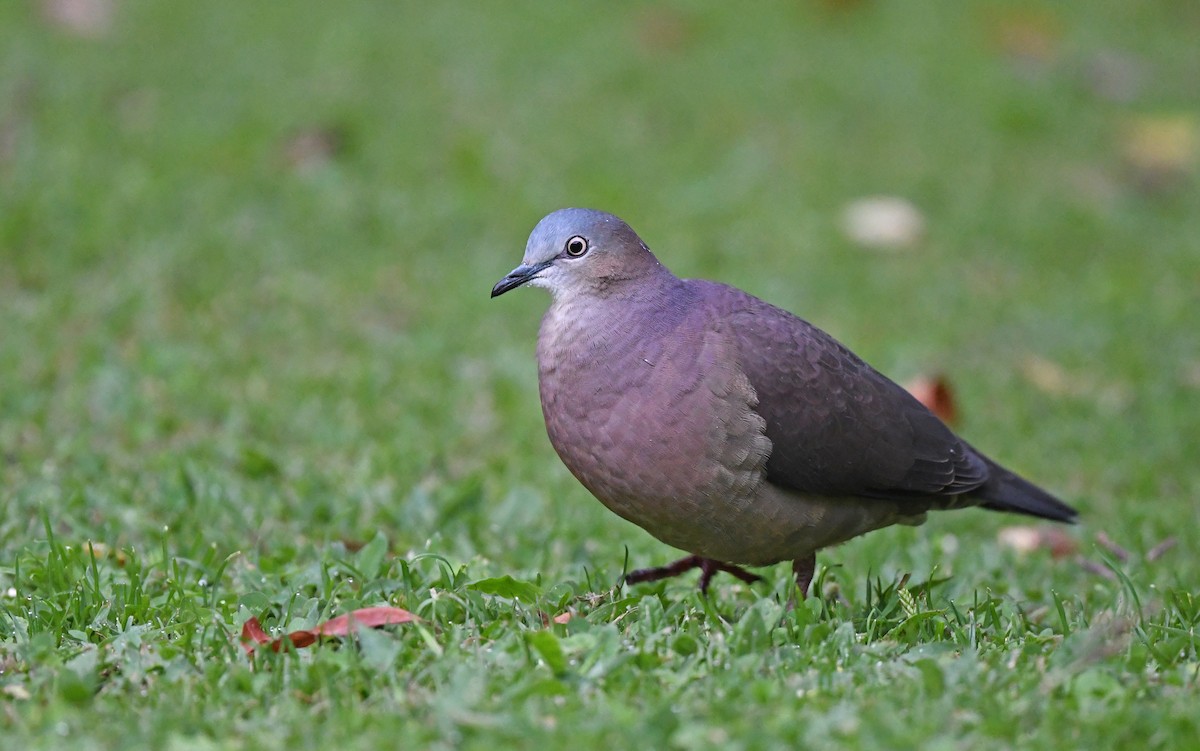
[2,1,1198,748]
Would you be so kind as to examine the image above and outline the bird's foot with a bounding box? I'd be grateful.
[625,555,762,595]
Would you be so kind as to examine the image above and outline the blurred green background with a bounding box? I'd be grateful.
[1,1,1198,748]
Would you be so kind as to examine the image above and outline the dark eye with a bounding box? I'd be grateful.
[564,236,588,257]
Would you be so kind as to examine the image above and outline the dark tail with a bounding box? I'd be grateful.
[976,455,1078,523]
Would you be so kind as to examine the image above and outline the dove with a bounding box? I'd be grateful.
[491,208,1077,597]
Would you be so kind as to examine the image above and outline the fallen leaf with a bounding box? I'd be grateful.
[41,0,115,38]
[83,540,128,566]
[241,606,418,654]
[840,196,925,250]
[1121,114,1198,192]
[1021,356,1070,396]
[83,541,108,559]
[904,374,959,425]
[241,616,271,647]
[2,684,30,700]
[986,9,1062,73]
[283,126,344,171]
[998,525,1078,558]
[1020,356,1132,410]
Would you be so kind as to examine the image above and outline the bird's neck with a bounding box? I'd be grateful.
[539,272,689,366]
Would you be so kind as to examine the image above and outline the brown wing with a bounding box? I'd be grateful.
[693,280,989,500]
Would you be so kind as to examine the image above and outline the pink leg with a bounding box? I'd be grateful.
[626,555,763,594]
[793,554,816,600]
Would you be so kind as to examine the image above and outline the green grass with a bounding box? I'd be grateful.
[2,1,1199,748]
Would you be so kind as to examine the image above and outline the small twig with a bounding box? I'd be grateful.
[1095,531,1132,562]
[1077,557,1118,580]
[1146,537,1178,563]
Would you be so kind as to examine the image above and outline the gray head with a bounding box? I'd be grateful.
[491,208,667,299]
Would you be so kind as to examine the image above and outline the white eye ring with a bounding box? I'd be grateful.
[564,236,588,257]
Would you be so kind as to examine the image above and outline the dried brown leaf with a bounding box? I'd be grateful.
[83,540,128,566]
[41,0,115,38]
[283,127,344,171]
[998,525,1078,559]
[987,9,1062,70]
[1020,356,1132,412]
[83,541,108,558]
[1121,114,1198,192]
[241,616,272,648]
[1021,356,1071,396]
[2,684,30,701]
[241,606,418,654]
[904,374,959,425]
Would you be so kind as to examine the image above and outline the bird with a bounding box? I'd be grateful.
[491,208,1077,598]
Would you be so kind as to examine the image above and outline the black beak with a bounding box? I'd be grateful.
[490,262,549,298]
